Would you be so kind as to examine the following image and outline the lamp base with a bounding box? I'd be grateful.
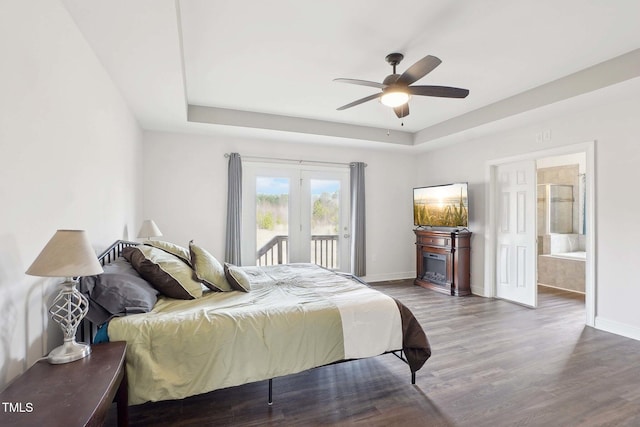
[47,340,91,364]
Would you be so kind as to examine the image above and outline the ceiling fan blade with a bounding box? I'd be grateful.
[409,85,469,98]
[394,104,410,118]
[336,93,382,110]
[333,78,386,89]
[396,55,442,86]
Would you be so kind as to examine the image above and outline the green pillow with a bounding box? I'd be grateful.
[143,240,191,265]
[224,263,251,292]
[189,241,232,292]
[123,245,202,299]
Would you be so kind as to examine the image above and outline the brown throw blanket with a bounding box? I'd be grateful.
[394,299,431,372]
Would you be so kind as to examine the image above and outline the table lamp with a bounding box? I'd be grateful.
[26,230,103,364]
[137,219,162,240]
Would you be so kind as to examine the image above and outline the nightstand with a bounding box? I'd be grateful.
[0,341,128,427]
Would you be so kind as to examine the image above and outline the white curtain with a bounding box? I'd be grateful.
[350,162,366,276]
[225,153,242,265]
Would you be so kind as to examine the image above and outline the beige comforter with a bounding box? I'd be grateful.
[109,264,419,405]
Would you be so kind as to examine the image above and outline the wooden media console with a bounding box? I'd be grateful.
[414,229,471,296]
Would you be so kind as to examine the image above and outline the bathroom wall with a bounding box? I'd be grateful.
[538,255,585,293]
[537,164,579,233]
[536,157,586,293]
[536,153,587,255]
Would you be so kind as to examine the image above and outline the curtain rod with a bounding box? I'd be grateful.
[224,153,366,167]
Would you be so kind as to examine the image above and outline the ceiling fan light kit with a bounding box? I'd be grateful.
[335,52,469,119]
[380,90,410,108]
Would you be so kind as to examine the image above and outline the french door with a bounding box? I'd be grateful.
[241,163,350,271]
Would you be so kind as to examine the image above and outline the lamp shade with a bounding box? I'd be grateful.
[137,219,162,239]
[26,230,103,277]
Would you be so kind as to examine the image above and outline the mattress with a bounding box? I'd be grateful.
[108,263,429,404]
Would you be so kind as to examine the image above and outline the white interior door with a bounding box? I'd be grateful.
[495,159,537,307]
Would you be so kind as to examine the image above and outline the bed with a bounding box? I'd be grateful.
[79,240,431,406]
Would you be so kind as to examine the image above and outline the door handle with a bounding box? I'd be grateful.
[343,234,351,238]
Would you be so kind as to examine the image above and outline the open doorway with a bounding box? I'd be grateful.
[485,141,595,327]
[536,153,587,311]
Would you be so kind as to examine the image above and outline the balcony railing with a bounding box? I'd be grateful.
[257,234,339,269]
[257,235,289,266]
[310,234,339,269]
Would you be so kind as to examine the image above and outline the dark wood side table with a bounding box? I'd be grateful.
[0,341,127,427]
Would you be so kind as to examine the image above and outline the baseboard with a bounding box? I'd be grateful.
[595,316,640,342]
[361,271,415,284]
[470,284,487,297]
[537,282,585,295]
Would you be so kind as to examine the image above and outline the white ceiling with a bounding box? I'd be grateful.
[62,0,640,148]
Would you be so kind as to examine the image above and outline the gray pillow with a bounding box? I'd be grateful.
[79,258,159,325]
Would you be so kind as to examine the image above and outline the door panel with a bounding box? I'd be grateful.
[495,160,537,307]
[255,176,290,265]
[302,171,350,271]
[305,177,343,269]
[242,166,299,267]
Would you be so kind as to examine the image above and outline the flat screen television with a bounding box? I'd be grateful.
[413,182,469,228]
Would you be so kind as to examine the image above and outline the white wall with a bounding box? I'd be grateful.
[142,131,417,282]
[415,78,640,340]
[0,0,142,388]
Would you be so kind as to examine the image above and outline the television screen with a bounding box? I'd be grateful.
[413,183,469,228]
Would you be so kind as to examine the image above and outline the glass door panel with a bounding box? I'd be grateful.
[302,170,350,271]
[255,177,290,266]
[309,179,340,269]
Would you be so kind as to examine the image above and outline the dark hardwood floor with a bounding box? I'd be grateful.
[105,281,640,426]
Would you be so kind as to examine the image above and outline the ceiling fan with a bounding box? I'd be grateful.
[334,53,469,119]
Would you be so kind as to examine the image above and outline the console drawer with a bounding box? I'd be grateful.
[417,235,450,247]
